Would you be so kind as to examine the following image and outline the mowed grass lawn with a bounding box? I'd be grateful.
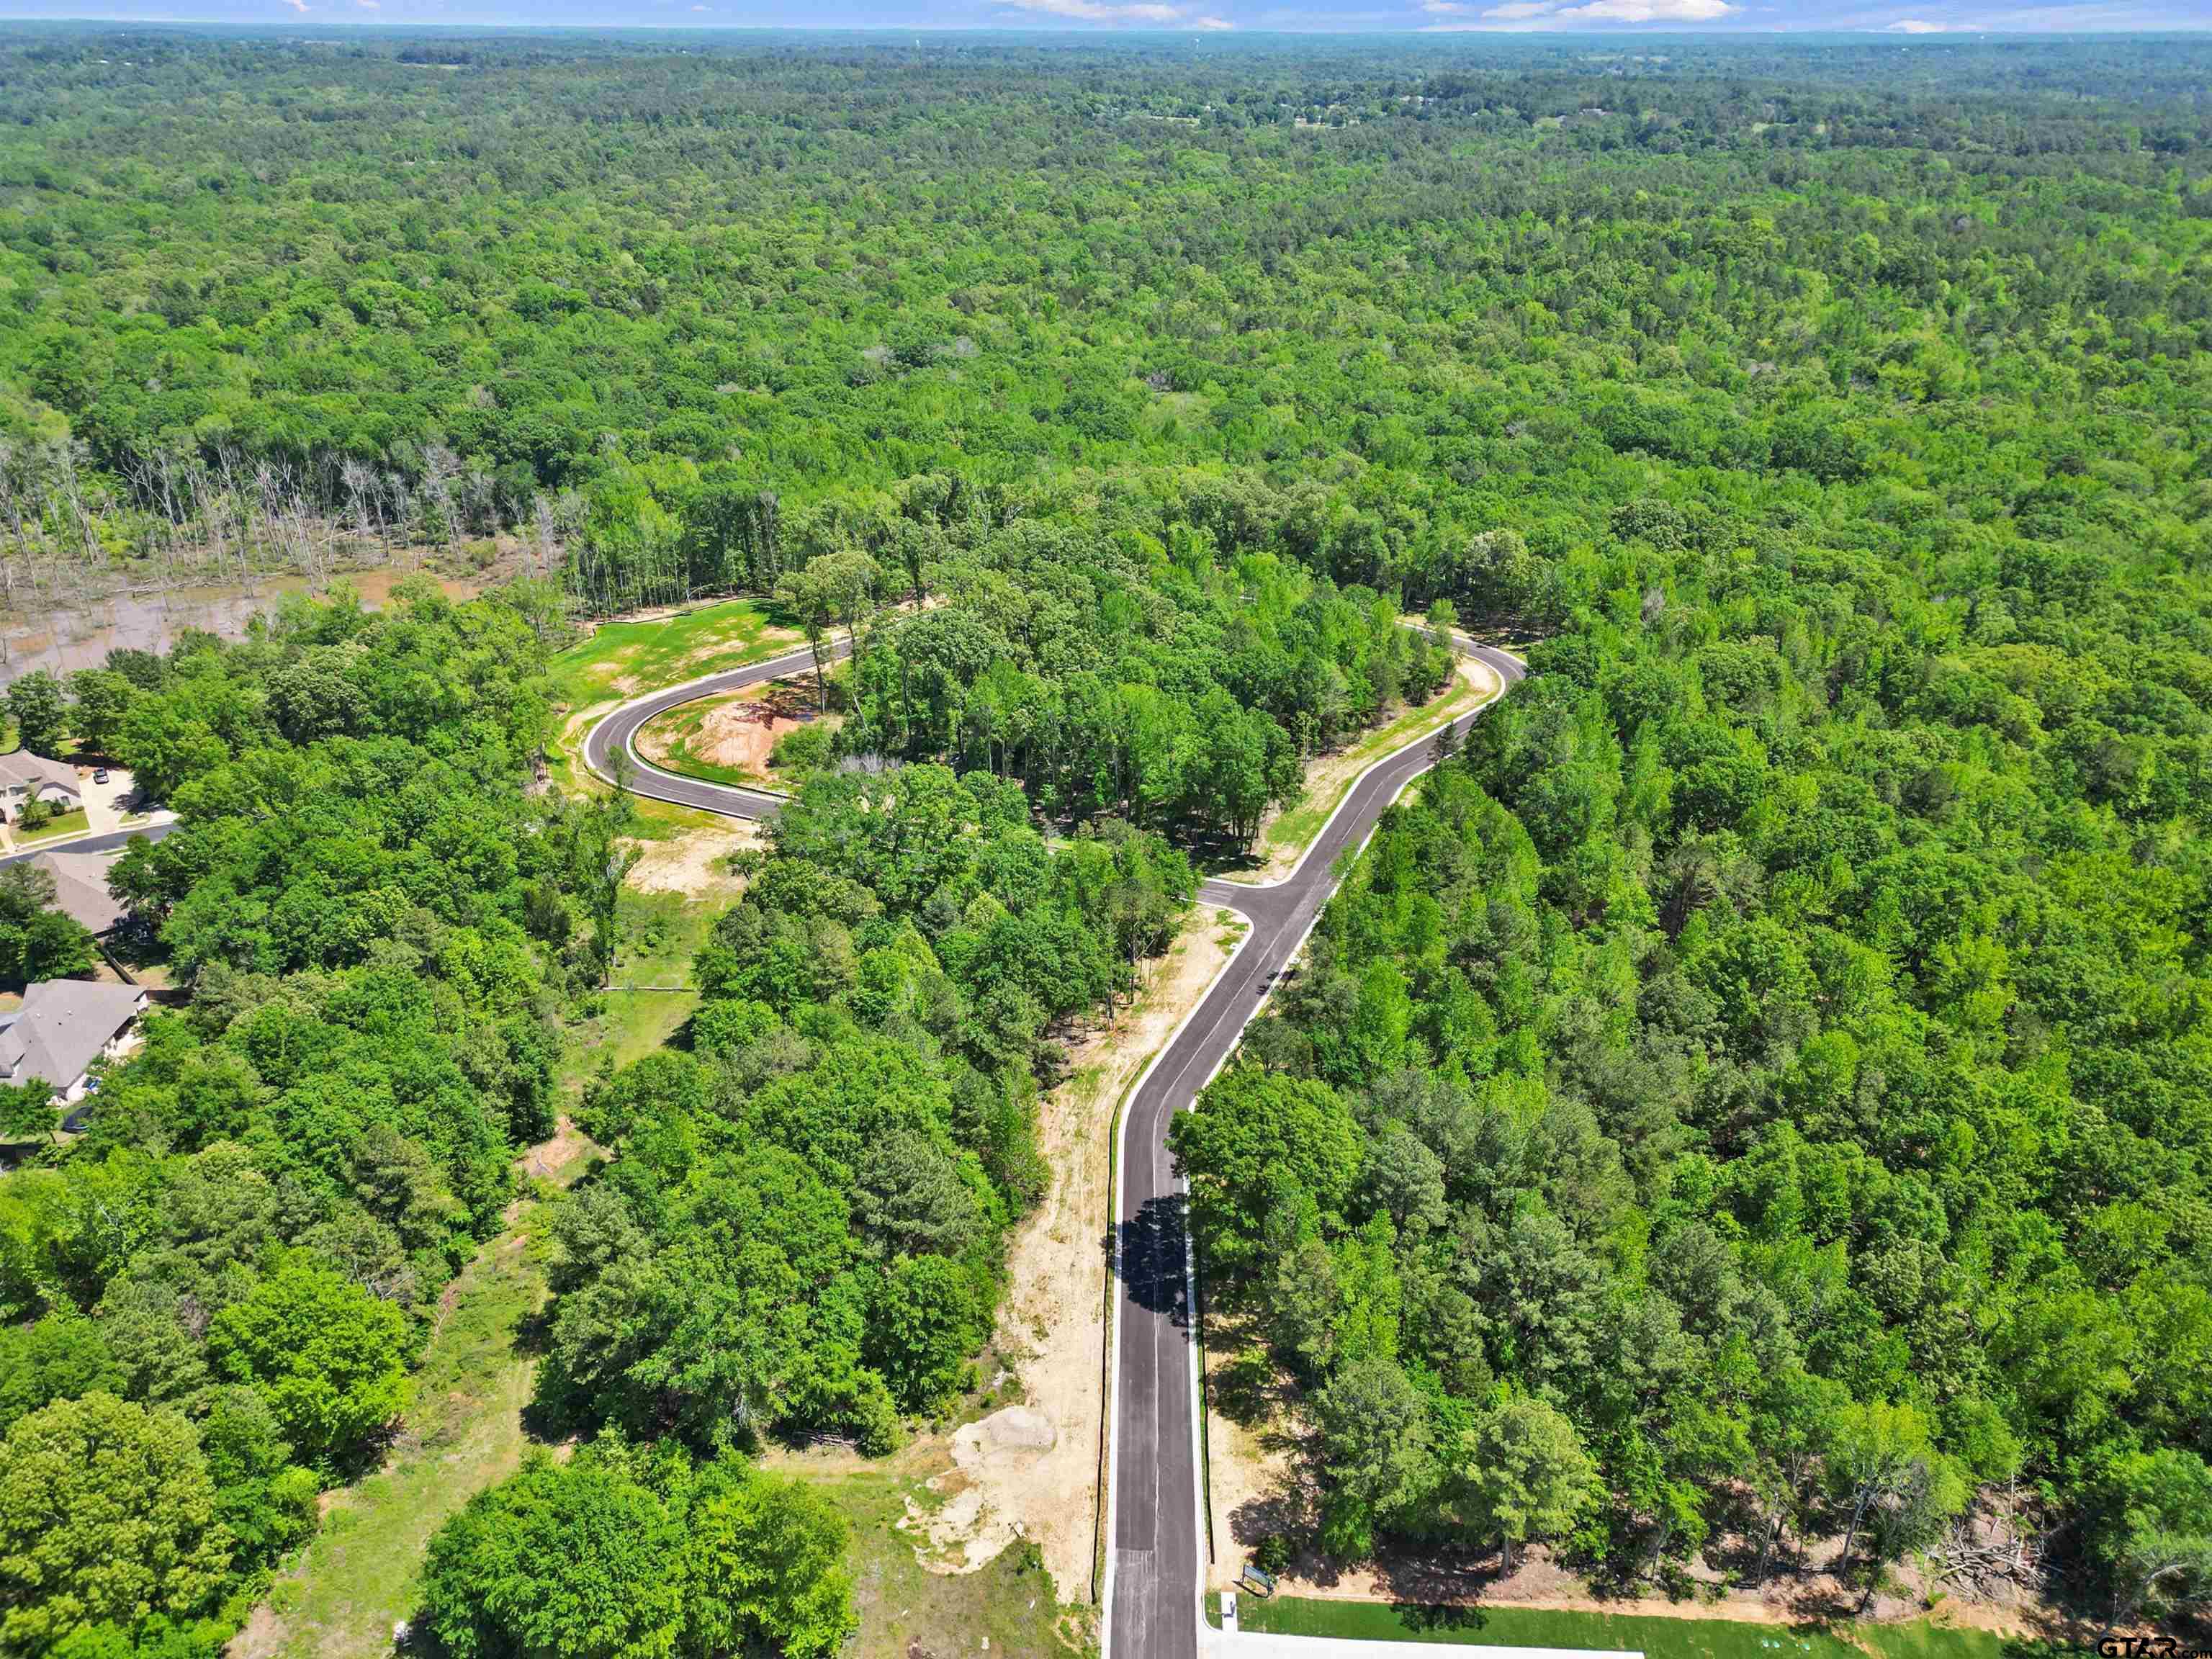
[12,806,91,845]
[1216,1597,2055,1659]
[544,596,801,712]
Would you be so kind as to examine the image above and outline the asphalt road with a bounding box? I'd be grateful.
[577,637,841,814]
[0,822,173,870]
[1105,642,1524,1659]
[577,632,1527,1659]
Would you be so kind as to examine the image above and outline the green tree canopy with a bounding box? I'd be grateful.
[0,1393,230,1657]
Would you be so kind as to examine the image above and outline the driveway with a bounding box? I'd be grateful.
[78,766,146,837]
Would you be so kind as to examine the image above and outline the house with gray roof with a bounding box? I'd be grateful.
[27,848,127,935]
[0,980,148,1103]
[0,750,82,824]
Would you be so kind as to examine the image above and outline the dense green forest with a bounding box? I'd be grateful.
[3,27,2210,616]
[1,21,2211,1652]
[539,774,1192,1454]
[0,584,635,1658]
[824,479,1454,845]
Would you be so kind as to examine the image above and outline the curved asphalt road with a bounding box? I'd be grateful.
[579,631,1526,1659]
[1105,640,1524,1659]
[578,637,839,814]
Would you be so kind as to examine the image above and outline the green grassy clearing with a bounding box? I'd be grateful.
[795,1460,1091,1659]
[544,596,799,711]
[1212,1596,2052,1659]
[261,1203,567,1659]
[585,885,732,1066]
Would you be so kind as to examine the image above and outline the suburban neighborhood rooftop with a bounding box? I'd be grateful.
[0,979,147,1098]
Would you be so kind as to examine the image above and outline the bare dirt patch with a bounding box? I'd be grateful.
[963,906,1238,1600]
[518,1115,596,1185]
[228,1603,285,1659]
[621,822,760,901]
[1452,647,1504,702]
[900,1407,1058,1574]
[637,677,832,781]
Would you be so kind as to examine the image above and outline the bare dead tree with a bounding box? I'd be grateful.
[419,442,462,559]
[460,457,496,539]
[0,440,28,608]
[387,473,416,560]
[531,495,559,577]
[341,458,383,559]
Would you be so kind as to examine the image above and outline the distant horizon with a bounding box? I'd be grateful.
[4,1,2208,38]
[9,14,2212,23]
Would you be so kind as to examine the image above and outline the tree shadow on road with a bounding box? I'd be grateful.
[1109,1193,1192,1325]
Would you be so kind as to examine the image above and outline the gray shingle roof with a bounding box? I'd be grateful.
[29,850,127,935]
[0,980,145,1091]
[0,750,82,801]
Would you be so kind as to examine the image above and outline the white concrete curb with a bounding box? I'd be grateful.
[1212,637,1520,893]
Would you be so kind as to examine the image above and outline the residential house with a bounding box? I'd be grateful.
[0,979,148,1103]
[0,750,82,824]
[27,848,128,935]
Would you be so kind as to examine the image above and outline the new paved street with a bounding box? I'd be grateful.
[581,631,1527,1659]
[1105,642,1524,1659]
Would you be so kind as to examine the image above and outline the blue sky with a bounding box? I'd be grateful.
[1,0,2206,34]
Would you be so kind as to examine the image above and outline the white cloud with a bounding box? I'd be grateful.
[1883,14,1956,24]
[1550,0,1737,17]
[1192,12,1235,22]
[281,0,308,12]
[1001,0,1188,17]
[1421,1,1470,10]
[1467,0,1735,19]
